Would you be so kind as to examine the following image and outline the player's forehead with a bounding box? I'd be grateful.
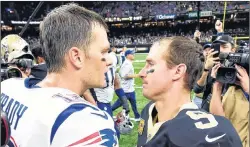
[146,42,166,62]
[91,23,110,49]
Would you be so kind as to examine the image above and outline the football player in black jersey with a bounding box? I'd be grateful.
[137,36,242,147]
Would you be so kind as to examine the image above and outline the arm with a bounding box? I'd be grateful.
[194,49,220,93]
[209,63,225,116]
[193,30,201,43]
[193,71,209,93]
[120,63,138,80]
[114,74,130,113]
[124,74,139,79]
[215,20,224,36]
[209,81,225,116]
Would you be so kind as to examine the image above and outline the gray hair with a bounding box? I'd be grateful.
[39,3,108,73]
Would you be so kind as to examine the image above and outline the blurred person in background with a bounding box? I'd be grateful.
[209,37,249,146]
[1,34,34,79]
[120,46,127,64]
[112,49,141,121]
[192,43,212,108]
[30,44,47,80]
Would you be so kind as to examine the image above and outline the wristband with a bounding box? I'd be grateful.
[204,68,209,72]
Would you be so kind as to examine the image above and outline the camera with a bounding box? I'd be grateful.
[1,58,33,81]
[216,47,249,84]
[1,63,22,81]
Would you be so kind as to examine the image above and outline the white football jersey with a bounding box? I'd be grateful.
[118,52,125,66]
[110,52,119,71]
[1,78,119,147]
[93,53,118,103]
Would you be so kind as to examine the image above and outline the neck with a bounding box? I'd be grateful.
[155,86,191,122]
[37,71,87,95]
[38,61,45,64]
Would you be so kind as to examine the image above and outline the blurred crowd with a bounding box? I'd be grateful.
[1,1,249,21]
[22,27,248,47]
[109,28,248,46]
[99,1,248,18]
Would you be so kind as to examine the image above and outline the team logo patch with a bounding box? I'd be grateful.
[67,128,118,146]
[52,93,83,103]
[138,119,145,135]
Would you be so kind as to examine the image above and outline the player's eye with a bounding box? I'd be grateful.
[148,62,154,66]
[101,48,109,55]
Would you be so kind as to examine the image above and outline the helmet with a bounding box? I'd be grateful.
[115,110,134,134]
[1,34,33,63]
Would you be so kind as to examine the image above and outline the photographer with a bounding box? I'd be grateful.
[193,35,236,111]
[210,48,249,146]
[192,43,213,108]
[1,34,34,80]
[30,44,47,79]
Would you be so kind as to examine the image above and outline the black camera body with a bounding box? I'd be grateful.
[216,48,249,84]
[1,63,22,81]
[1,58,33,81]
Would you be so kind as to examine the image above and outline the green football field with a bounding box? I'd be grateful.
[111,53,149,147]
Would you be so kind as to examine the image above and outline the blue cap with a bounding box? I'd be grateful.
[203,43,212,50]
[125,50,135,56]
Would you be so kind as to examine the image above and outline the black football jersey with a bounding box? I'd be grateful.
[137,102,242,147]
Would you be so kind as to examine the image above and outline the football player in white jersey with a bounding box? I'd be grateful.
[119,46,126,65]
[1,3,118,147]
[90,47,130,139]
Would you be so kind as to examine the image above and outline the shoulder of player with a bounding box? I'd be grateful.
[49,103,116,146]
[1,78,25,91]
[122,60,132,67]
[174,108,234,126]
[150,109,242,147]
[159,109,240,141]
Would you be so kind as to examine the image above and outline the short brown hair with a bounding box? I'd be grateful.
[160,36,204,90]
[40,3,108,73]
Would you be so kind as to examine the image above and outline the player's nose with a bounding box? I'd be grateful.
[139,67,146,79]
[105,53,112,67]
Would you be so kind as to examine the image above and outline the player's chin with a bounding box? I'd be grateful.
[142,89,150,98]
[99,79,106,88]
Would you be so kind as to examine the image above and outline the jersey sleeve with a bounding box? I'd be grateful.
[50,103,119,147]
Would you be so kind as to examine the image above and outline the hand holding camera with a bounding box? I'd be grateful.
[235,64,249,94]
[211,63,221,79]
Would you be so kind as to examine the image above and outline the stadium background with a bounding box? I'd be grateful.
[1,1,249,147]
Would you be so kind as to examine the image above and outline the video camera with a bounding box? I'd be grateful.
[1,58,33,81]
[216,44,249,84]
[1,63,22,81]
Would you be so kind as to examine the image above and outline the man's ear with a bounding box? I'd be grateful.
[172,63,187,81]
[68,47,84,69]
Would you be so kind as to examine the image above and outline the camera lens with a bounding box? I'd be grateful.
[225,71,234,80]
[7,68,22,78]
